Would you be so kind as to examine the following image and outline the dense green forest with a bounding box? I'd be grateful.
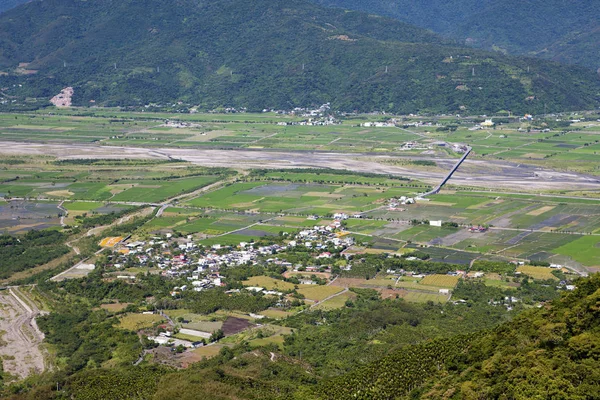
[0,230,69,279]
[313,0,600,69]
[0,0,27,14]
[0,0,599,114]
[320,274,600,399]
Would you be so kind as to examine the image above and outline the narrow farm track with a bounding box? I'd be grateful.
[57,200,68,226]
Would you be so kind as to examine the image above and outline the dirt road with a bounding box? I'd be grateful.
[0,287,46,379]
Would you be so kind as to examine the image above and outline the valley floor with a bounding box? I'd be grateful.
[1,141,598,192]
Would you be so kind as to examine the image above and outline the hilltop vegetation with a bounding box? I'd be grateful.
[313,0,600,69]
[320,274,600,399]
[0,0,599,114]
[0,0,27,14]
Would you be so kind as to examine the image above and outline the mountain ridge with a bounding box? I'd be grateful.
[313,0,600,70]
[0,0,28,14]
[0,0,599,114]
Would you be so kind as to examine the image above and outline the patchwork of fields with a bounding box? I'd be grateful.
[1,113,598,274]
[2,111,599,179]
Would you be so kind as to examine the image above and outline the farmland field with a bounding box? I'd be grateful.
[1,111,600,180]
[516,266,557,280]
[0,157,230,204]
[259,309,294,319]
[313,291,356,310]
[552,236,600,266]
[118,313,164,330]
[243,276,295,291]
[297,285,344,301]
[185,181,426,215]
[420,274,460,288]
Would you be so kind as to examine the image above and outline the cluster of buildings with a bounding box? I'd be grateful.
[103,218,355,293]
[360,121,396,128]
[399,141,429,150]
[294,223,354,250]
[162,120,201,129]
[276,116,339,126]
[451,143,469,153]
[265,103,334,118]
[388,196,415,210]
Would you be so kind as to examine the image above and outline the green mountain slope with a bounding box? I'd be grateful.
[313,0,600,70]
[0,0,28,14]
[0,0,599,114]
[319,274,600,399]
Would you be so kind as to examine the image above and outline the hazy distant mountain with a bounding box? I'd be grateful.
[0,0,28,13]
[313,0,600,70]
[0,0,598,114]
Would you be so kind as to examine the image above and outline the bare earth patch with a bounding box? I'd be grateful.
[0,289,46,380]
[45,190,74,197]
[527,205,556,216]
[50,87,74,107]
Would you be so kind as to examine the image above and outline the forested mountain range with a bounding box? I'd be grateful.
[313,0,600,70]
[0,0,599,114]
[0,0,28,14]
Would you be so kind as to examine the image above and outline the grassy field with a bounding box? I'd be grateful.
[243,276,295,291]
[402,291,449,303]
[118,313,164,330]
[297,285,344,301]
[313,291,356,310]
[100,303,130,312]
[259,309,294,319]
[516,265,557,280]
[191,344,226,359]
[553,236,600,266]
[420,274,460,288]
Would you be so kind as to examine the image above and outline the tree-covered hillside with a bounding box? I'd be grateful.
[0,0,28,14]
[320,274,600,399]
[313,0,600,70]
[0,0,598,114]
